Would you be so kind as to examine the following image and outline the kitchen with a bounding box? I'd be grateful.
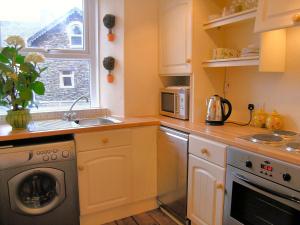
[0,0,300,225]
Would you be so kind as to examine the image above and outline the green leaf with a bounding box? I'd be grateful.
[4,79,13,92]
[0,53,9,63]
[19,89,32,101]
[20,63,34,73]
[32,81,45,95]
[16,55,25,64]
[1,47,17,59]
[14,99,23,106]
[0,100,9,107]
[0,62,14,73]
[39,67,48,73]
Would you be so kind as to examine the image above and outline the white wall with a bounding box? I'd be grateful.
[99,0,125,116]
[99,0,161,117]
[226,26,300,131]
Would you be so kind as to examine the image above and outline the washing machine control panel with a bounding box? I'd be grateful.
[35,143,74,162]
[0,141,75,169]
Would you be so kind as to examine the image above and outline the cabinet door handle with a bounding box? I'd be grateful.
[201,148,209,155]
[216,183,224,190]
[186,58,192,64]
[293,14,300,23]
[78,165,85,171]
[102,138,109,144]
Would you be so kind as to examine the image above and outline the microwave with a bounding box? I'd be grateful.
[160,86,190,120]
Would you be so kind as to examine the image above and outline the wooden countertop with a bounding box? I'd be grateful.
[158,116,300,166]
[1,115,300,165]
[0,117,160,142]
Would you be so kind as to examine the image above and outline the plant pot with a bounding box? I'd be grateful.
[6,109,32,130]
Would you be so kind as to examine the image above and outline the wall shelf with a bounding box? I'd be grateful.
[203,8,257,30]
[202,56,259,68]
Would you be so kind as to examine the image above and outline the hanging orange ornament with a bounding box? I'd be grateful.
[103,57,116,84]
[107,32,115,42]
[103,14,116,42]
[107,73,114,83]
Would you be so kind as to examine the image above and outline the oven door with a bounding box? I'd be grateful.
[224,165,300,225]
[160,91,177,118]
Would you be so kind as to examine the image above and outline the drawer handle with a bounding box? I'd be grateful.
[293,14,300,23]
[201,148,209,155]
[186,58,192,64]
[102,138,109,144]
[216,183,224,190]
[78,165,85,171]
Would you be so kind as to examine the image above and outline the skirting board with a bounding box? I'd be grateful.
[80,198,158,225]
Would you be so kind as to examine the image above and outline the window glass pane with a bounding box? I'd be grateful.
[34,59,91,111]
[63,77,73,87]
[0,0,84,50]
[71,36,82,46]
[62,71,72,75]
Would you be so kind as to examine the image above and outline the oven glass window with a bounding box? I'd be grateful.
[18,173,57,208]
[161,93,175,113]
[231,182,300,225]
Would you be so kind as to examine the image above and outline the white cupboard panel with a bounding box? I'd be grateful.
[255,0,300,32]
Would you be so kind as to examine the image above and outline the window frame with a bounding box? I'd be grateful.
[18,0,100,108]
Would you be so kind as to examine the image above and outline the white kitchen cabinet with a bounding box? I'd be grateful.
[188,154,225,225]
[159,0,192,75]
[77,146,133,215]
[75,126,157,218]
[255,0,300,32]
[188,135,227,225]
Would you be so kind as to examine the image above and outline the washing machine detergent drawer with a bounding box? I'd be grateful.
[0,161,80,225]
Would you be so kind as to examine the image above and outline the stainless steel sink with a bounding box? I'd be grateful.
[73,117,122,127]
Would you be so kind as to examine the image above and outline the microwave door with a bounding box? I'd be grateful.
[161,92,175,117]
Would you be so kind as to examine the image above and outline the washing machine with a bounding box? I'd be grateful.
[0,135,80,225]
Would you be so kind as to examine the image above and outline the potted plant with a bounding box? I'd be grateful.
[0,35,47,130]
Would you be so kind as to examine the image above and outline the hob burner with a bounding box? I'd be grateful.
[286,142,300,152]
[251,134,283,144]
[273,130,297,138]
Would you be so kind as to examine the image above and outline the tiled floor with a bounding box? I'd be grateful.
[103,209,178,225]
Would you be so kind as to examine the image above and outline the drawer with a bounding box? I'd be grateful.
[75,129,132,152]
[189,135,227,167]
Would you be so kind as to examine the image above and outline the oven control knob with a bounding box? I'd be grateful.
[283,173,291,182]
[245,160,252,168]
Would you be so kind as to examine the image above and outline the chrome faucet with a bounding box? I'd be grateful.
[63,96,89,121]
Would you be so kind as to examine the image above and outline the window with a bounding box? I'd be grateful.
[68,22,83,49]
[60,71,75,88]
[0,0,99,113]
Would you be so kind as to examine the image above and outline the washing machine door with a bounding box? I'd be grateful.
[8,168,66,216]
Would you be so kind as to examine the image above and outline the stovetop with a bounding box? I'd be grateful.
[240,130,300,153]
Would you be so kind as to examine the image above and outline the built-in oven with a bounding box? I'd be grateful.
[224,147,300,225]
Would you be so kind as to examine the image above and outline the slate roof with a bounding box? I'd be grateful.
[27,7,83,46]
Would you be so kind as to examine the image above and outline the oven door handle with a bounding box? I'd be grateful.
[233,173,300,205]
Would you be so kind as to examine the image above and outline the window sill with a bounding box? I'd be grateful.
[0,108,110,124]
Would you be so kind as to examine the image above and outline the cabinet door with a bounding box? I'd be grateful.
[255,0,300,32]
[188,155,225,225]
[159,0,192,75]
[77,146,132,215]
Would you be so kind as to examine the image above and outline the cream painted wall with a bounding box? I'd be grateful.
[191,0,226,124]
[124,0,162,116]
[99,0,125,116]
[100,0,161,117]
[226,27,300,131]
